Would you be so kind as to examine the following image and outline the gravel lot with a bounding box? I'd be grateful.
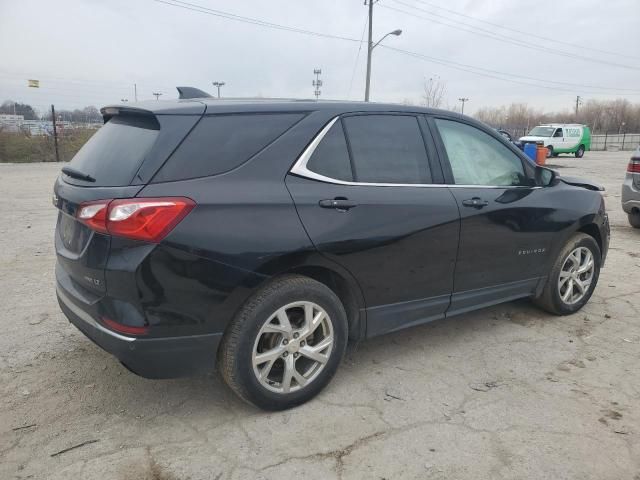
[1,151,639,480]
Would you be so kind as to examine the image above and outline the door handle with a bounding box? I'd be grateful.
[461,197,489,209]
[319,198,358,210]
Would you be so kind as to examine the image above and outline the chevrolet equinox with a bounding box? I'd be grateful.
[54,96,609,410]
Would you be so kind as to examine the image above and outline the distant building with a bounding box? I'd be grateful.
[21,120,53,136]
[0,114,25,132]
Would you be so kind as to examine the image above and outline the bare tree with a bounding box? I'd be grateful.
[421,76,447,109]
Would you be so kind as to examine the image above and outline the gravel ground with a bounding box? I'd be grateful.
[1,151,639,480]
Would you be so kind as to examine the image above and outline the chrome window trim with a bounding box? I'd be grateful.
[289,115,541,190]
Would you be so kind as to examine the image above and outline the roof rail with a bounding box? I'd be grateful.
[176,86,212,99]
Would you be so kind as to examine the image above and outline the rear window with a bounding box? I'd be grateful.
[66,115,159,186]
[153,113,304,182]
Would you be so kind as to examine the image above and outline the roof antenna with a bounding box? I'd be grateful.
[176,86,213,99]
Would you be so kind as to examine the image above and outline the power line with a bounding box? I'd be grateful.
[404,0,640,61]
[146,0,639,94]
[3,1,639,106]
[150,0,361,43]
[379,45,640,95]
[347,14,369,99]
[381,1,640,71]
[382,45,640,94]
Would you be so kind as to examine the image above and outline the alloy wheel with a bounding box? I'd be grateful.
[558,247,595,305]
[252,301,334,394]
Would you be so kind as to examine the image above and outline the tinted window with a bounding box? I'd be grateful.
[435,119,527,186]
[343,115,431,184]
[306,121,353,181]
[66,115,159,186]
[156,113,304,182]
[553,128,563,137]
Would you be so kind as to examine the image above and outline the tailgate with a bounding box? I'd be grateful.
[53,107,203,299]
[54,179,142,297]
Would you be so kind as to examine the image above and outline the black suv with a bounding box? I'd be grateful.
[54,97,609,410]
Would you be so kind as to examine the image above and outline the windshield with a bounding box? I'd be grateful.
[527,126,555,137]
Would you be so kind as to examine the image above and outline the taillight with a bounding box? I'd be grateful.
[101,317,149,336]
[628,159,640,174]
[76,197,195,242]
[78,201,109,234]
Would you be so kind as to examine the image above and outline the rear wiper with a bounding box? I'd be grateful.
[61,166,96,183]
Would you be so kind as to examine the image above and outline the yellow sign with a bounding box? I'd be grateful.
[28,79,40,88]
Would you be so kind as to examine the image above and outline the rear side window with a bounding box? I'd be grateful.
[342,115,432,184]
[66,115,159,186]
[306,121,353,181]
[154,113,304,182]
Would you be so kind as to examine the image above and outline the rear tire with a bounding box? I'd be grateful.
[219,275,348,410]
[629,212,640,228]
[575,145,585,158]
[534,233,600,315]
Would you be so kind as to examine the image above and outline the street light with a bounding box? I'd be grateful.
[365,28,402,102]
[212,81,226,98]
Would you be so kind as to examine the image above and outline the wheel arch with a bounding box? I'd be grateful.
[284,265,366,341]
[577,222,603,258]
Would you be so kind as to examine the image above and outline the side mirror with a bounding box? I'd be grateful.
[535,166,556,187]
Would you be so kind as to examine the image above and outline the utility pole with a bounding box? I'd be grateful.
[51,105,60,162]
[458,97,469,114]
[152,92,162,101]
[364,0,374,102]
[312,69,323,100]
[212,81,225,98]
[134,83,138,102]
[363,1,401,102]
[575,95,582,116]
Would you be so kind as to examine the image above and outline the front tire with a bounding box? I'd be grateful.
[534,233,601,315]
[629,212,640,228]
[575,145,585,158]
[219,275,348,410]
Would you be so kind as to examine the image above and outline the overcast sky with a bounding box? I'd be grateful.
[1,0,639,115]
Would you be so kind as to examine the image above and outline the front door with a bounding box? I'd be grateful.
[430,116,555,315]
[287,113,460,336]
[551,127,565,151]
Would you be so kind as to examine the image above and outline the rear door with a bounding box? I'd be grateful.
[430,116,555,314]
[287,113,460,337]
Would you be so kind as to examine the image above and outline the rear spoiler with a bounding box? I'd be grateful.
[100,106,156,124]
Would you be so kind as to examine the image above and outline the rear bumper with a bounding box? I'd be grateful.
[57,285,222,379]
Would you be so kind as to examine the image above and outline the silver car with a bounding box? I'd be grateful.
[622,148,640,228]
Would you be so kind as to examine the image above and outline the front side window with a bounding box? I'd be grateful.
[342,115,431,184]
[553,128,563,138]
[435,118,528,187]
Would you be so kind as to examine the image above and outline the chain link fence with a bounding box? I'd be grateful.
[0,126,99,163]
[590,133,640,151]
